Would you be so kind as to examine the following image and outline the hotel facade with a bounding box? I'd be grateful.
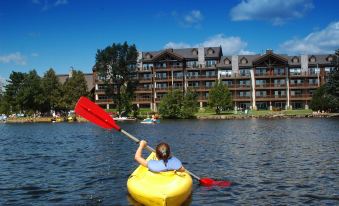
[93,47,337,111]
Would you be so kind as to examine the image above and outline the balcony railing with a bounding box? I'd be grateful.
[133,97,152,102]
[290,94,313,99]
[290,71,318,77]
[290,83,319,88]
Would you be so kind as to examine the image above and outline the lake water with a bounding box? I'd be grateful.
[0,118,338,205]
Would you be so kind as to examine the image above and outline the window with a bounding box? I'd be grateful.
[274,68,285,75]
[205,71,215,77]
[222,80,232,86]
[187,71,199,77]
[240,57,248,64]
[309,79,318,85]
[224,58,231,65]
[290,68,301,75]
[256,80,266,85]
[156,72,167,79]
[309,56,316,63]
[143,63,153,70]
[186,61,198,68]
[292,57,299,63]
[192,49,198,55]
[157,83,167,88]
[188,81,199,87]
[206,60,217,67]
[205,81,215,87]
[256,91,267,97]
[174,72,183,78]
[207,48,214,55]
[145,53,152,59]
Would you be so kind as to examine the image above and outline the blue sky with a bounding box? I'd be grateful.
[0,0,338,81]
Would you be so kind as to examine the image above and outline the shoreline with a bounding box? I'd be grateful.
[1,113,338,123]
[196,113,339,120]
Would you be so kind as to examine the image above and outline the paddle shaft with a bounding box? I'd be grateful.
[120,129,201,181]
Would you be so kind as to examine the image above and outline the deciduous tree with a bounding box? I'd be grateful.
[208,80,232,114]
[94,42,138,115]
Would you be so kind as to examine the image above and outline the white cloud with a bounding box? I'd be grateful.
[230,0,314,25]
[32,0,40,4]
[172,10,203,28]
[54,0,68,6]
[32,0,68,11]
[0,52,26,65]
[164,34,254,55]
[31,52,39,57]
[164,42,191,49]
[280,21,339,54]
[184,10,203,24]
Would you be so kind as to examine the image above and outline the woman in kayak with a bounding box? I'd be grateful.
[135,140,185,172]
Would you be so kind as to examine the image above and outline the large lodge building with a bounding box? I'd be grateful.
[93,47,337,111]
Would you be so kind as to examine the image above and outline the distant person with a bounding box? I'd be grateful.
[134,140,185,172]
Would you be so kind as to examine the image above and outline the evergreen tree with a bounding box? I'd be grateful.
[94,42,138,115]
[62,70,88,110]
[41,68,63,112]
[159,90,183,119]
[16,70,44,114]
[181,89,198,118]
[208,80,232,114]
[4,71,27,113]
[159,89,198,119]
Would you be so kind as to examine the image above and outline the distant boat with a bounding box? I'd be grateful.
[113,116,137,121]
[140,118,160,124]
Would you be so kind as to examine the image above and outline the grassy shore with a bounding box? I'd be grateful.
[3,109,337,123]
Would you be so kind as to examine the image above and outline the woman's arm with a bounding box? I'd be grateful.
[134,140,148,167]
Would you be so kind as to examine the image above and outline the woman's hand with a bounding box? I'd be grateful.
[139,140,147,148]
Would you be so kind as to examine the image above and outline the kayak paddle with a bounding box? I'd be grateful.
[75,96,231,187]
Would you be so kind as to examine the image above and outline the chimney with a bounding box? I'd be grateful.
[266,49,273,54]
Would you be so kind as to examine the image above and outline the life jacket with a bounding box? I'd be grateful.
[147,156,182,172]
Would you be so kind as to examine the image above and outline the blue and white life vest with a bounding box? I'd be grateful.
[147,156,182,172]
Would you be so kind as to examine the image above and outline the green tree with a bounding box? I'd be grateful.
[94,42,138,115]
[159,90,183,119]
[4,71,27,113]
[16,70,44,114]
[208,80,232,114]
[62,70,88,110]
[181,89,198,118]
[159,89,198,119]
[41,68,63,112]
[310,49,339,112]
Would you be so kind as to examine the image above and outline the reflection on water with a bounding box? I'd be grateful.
[0,118,338,205]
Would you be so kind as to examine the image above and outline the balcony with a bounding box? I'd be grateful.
[95,99,113,104]
[256,83,287,89]
[155,87,169,92]
[290,94,313,100]
[255,72,286,78]
[290,71,318,77]
[233,96,251,101]
[289,83,319,88]
[256,95,287,101]
[133,97,152,103]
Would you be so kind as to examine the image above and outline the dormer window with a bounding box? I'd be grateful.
[145,53,152,59]
[240,57,248,64]
[309,56,316,63]
[207,48,214,55]
[224,58,231,65]
[292,56,299,63]
[327,55,333,62]
[192,49,198,55]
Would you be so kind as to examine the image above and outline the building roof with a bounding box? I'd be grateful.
[142,47,221,61]
[57,73,94,92]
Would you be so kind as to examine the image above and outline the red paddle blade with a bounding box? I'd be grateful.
[200,178,231,187]
[75,96,121,131]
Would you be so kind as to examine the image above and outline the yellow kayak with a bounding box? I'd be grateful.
[127,153,192,206]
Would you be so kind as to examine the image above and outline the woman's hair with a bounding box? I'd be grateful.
[155,142,171,164]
